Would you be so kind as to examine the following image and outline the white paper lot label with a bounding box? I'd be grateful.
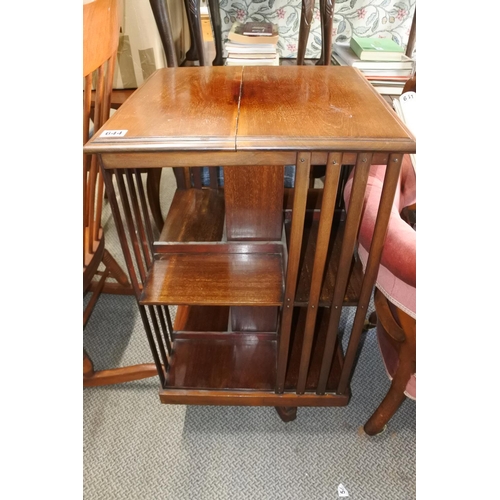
[100,130,128,137]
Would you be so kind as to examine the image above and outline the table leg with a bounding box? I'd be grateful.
[207,0,224,66]
[275,407,297,422]
[149,0,179,67]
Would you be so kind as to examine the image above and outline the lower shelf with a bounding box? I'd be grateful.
[159,307,350,407]
[165,334,277,391]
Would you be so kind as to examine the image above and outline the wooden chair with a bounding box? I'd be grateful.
[344,153,416,435]
[83,0,158,386]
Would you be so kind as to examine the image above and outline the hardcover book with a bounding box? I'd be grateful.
[242,22,273,36]
[227,22,279,45]
[332,43,413,70]
[350,35,405,61]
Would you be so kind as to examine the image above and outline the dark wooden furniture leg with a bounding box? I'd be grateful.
[406,8,416,57]
[184,0,206,66]
[275,407,298,422]
[297,0,315,65]
[363,292,416,436]
[207,0,224,65]
[83,349,158,387]
[316,0,335,65]
[149,0,179,67]
[183,0,200,61]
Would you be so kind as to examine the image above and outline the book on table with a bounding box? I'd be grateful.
[371,84,404,96]
[350,35,405,61]
[242,22,274,36]
[225,54,280,66]
[225,41,278,54]
[227,52,278,60]
[228,21,279,45]
[332,43,413,71]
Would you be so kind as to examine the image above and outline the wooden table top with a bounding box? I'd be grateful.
[84,66,415,155]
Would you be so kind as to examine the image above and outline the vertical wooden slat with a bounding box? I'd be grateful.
[209,167,218,188]
[156,305,173,355]
[89,66,106,246]
[337,153,403,394]
[192,167,202,189]
[148,305,170,370]
[83,73,93,264]
[276,152,311,393]
[125,170,152,269]
[101,167,143,297]
[138,305,166,386]
[93,58,115,234]
[316,152,372,394]
[296,152,342,394]
[134,169,156,256]
[115,171,148,284]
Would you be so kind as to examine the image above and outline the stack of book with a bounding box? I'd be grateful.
[225,21,280,66]
[331,35,414,95]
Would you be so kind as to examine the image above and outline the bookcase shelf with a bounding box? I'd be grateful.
[140,247,285,307]
[88,66,416,419]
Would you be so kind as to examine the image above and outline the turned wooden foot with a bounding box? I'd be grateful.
[364,383,407,436]
[275,406,297,422]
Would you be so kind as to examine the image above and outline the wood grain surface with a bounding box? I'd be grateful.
[140,252,284,306]
[84,66,416,156]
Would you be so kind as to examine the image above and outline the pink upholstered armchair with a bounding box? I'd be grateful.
[344,154,416,435]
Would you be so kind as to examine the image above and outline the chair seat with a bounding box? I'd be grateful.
[344,155,416,317]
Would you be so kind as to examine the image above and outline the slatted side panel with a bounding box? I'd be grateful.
[335,154,403,394]
[101,167,173,386]
[278,152,403,398]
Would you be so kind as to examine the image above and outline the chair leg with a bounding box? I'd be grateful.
[297,0,314,65]
[83,363,159,387]
[364,341,414,436]
[102,249,130,287]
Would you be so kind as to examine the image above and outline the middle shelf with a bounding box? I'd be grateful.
[139,242,285,306]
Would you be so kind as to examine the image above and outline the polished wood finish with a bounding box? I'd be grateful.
[165,335,276,390]
[224,164,284,331]
[316,0,335,66]
[363,290,416,436]
[406,8,416,58]
[174,306,230,331]
[83,0,157,387]
[288,216,364,306]
[140,250,284,306]
[224,165,284,241]
[235,67,414,152]
[207,0,224,65]
[148,0,179,67]
[86,67,414,155]
[159,188,225,242]
[297,0,315,65]
[85,66,415,419]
